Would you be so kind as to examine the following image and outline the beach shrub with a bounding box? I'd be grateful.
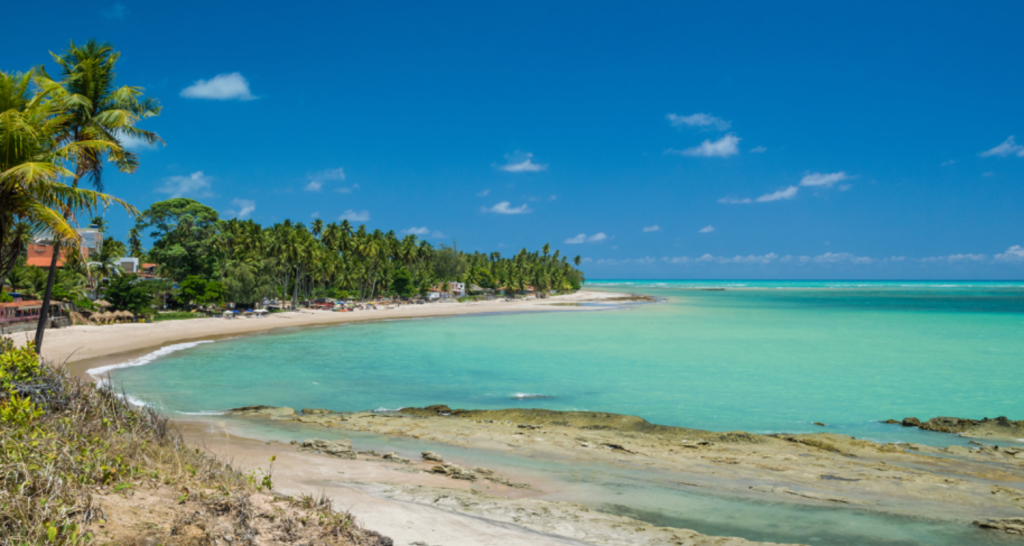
[0,291,12,303]
[102,274,155,316]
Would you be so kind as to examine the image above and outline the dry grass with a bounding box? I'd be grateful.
[0,338,391,546]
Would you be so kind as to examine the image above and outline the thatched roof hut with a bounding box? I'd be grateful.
[94,300,112,308]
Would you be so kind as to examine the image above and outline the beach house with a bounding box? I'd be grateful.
[427,281,467,299]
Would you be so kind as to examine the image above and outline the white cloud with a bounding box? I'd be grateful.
[699,225,715,233]
[750,145,767,153]
[982,171,995,177]
[229,198,255,219]
[477,189,490,197]
[683,253,779,264]
[402,226,445,239]
[838,184,852,191]
[156,171,213,198]
[311,212,319,218]
[667,134,741,158]
[304,167,349,192]
[666,113,731,131]
[483,201,532,214]
[564,233,607,244]
[811,252,874,264]
[497,152,547,172]
[920,253,987,263]
[180,73,256,101]
[979,136,1024,157]
[643,225,661,232]
[995,245,1024,262]
[756,185,799,202]
[717,196,752,205]
[103,3,127,19]
[940,159,956,166]
[121,134,158,151]
[800,171,849,187]
[339,209,370,222]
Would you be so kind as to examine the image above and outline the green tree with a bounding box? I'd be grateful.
[31,39,159,349]
[135,199,222,281]
[178,275,208,309]
[102,275,153,315]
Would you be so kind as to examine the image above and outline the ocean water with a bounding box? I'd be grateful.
[98,280,1024,545]
[106,280,1024,445]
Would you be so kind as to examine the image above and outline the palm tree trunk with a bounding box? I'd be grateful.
[33,240,61,351]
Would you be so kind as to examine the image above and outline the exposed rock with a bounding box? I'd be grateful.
[889,415,1024,441]
[472,467,493,475]
[942,445,970,456]
[430,463,477,481]
[882,419,900,424]
[382,452,411,464]
[517,424,544,430]
[299,438,355,459]
[227,405,298,418]
[397,405,752,443]
[301,408,337,415]
[421,451,443,462]
[973,517,1024,535]
[812,422,825,427]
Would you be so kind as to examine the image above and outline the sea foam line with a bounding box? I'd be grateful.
[87,340,215,380]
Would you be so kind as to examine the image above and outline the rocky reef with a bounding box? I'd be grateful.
[886,416,1024,441]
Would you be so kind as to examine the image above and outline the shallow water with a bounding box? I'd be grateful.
[108,280,1024,445]
[101,281,1024,545]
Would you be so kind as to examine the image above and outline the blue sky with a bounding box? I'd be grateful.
[4,1,1024,279]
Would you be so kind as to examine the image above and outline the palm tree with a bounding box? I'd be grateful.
[0,69,134,299]
[31,40,160,349]
[574,255,582,267]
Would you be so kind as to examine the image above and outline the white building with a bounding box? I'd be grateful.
[118,257,139,274]
[427,281,466,299]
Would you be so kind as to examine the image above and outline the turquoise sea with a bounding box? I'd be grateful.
[97,280,1024,546]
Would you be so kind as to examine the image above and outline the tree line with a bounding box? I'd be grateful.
[130,197,585,308]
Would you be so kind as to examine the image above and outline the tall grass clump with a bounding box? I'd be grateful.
[0,338,391,545]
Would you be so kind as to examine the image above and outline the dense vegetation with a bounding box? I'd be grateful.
[129,197,585,308]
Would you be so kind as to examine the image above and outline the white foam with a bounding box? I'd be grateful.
[177,410,226,416]
[512,393,549,399]
[87,340,214,379]
[372,407,404,413]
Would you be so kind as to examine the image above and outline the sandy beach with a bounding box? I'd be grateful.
[8,290,635,376]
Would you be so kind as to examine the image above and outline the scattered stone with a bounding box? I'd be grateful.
[882,419,900,424]
[358,450,380,456]
[421,451,444,462]
[300,438,355,459]
[430,463,477,481]
[227,405,297,418]
[812,422,825,427]
[382,452,411,464]
[485,475,531,489]
[942,446,970,456]
[301,408,336,415]
[901,417,921,427]
[472,467,494,476]
[974,518,1024,535]
[517,424,544,430]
